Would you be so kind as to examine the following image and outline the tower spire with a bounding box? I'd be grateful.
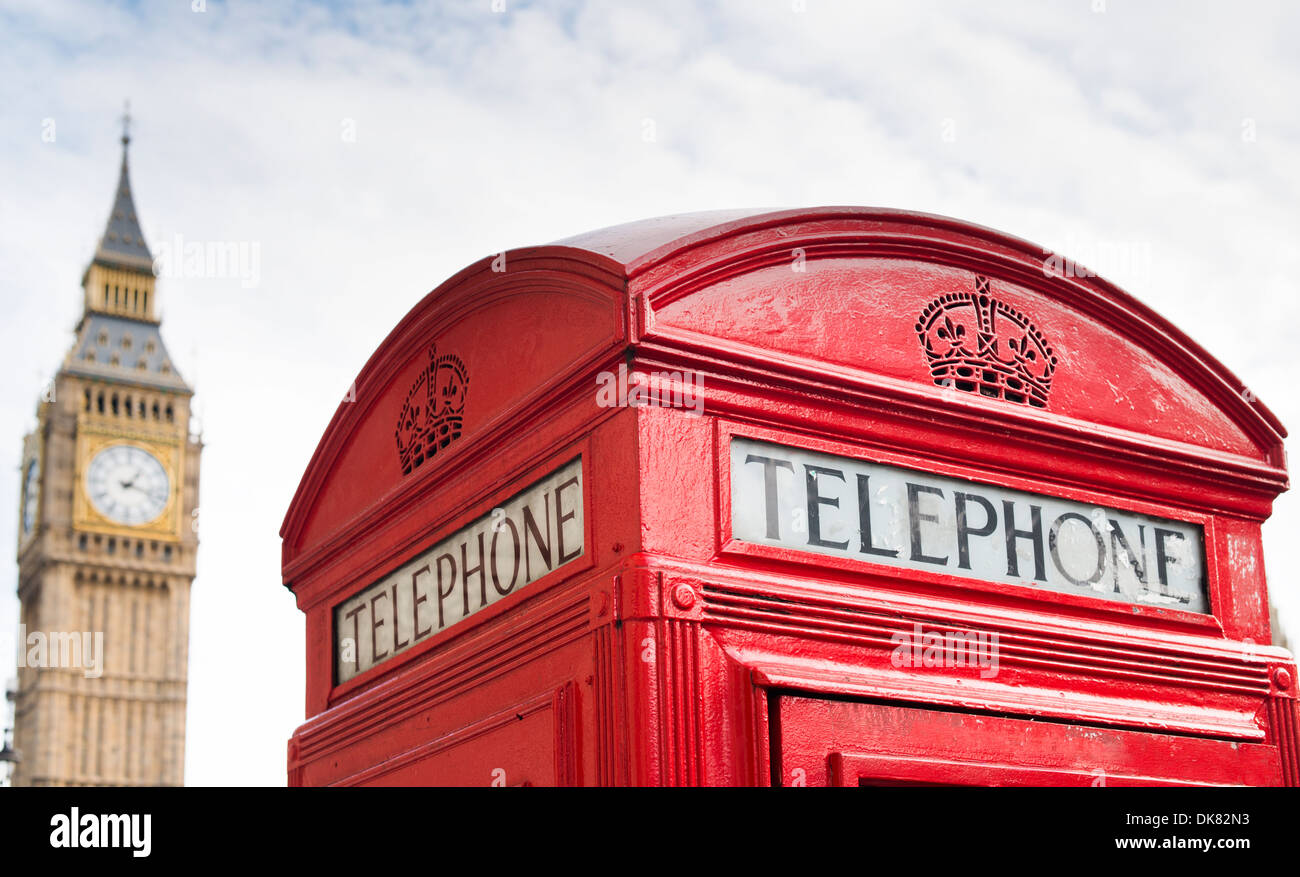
[80,108,161,324]
[89,104,153,274]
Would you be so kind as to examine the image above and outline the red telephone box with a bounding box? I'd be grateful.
[281,207,1297,786]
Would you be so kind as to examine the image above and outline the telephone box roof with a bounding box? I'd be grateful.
[281,207,1287,561]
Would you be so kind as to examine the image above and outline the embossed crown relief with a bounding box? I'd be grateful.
[916,275,1057,408]
[395,343,468,475]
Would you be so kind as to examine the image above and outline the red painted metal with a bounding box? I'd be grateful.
[281,207,1296,786]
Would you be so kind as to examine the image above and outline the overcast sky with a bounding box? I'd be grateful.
[1,0,1297,786]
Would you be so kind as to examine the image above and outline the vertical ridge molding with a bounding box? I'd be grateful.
[553,682,578,787]
[1269,696,1300,786]
[685,621,704,784]
[620,617,660,787]
[655,618,705,786]
[593,624,619,786]
[287,738,304,788]
[653,618,668,785]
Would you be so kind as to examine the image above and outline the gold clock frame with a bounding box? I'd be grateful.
[75,429,184,541]
[18,433,42,549]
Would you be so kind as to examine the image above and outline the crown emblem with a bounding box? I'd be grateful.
[394,344,468,475]
[915,276,1057,408]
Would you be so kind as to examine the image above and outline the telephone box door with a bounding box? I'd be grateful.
[771,694,1283,787]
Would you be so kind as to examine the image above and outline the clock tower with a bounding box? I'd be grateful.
[12,119,201,786]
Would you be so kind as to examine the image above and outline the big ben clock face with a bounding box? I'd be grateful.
[86,444,171,526]
[22,458,39,535]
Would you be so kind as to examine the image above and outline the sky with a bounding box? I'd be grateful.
[0,0,1297,786]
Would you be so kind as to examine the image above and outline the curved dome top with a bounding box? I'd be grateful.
[282,207,1287,564]
[545,206,1284,443]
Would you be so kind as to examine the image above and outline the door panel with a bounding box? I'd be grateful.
[774,695,1280,787]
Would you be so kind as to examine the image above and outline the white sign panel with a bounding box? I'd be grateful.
[730,438,1207,613]
[335,458,584,683]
